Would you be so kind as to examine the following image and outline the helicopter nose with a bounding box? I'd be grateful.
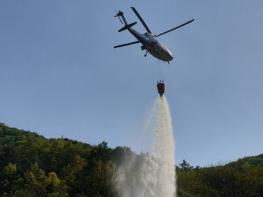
[167,50,173,60]
[163,46,173,60]
[169,52,173,60]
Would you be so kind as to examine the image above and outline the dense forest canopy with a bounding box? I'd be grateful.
[0,123,263,196]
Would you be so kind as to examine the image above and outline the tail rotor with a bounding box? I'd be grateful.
[114,11,124,24]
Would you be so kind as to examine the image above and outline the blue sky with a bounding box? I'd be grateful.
[0,0,263,166]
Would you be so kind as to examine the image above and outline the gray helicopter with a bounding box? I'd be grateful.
[114,7,194,63]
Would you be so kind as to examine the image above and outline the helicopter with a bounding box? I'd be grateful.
[114,7,194,63]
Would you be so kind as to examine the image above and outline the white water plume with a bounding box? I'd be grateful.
[116,96,176,197]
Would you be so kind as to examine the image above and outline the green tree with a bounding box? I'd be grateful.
[46,172,68,196]
[179,160,193,171]
[1,163,23,195]
[85,160,117,197]
[62,154,86,195]
[24,162,48,196]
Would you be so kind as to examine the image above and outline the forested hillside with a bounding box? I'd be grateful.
[0,123,129,196]
[0,123,263,196]
[177,155,263,196]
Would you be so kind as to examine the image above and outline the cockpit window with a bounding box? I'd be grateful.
[161,44,168,50]
[144,32,154,38]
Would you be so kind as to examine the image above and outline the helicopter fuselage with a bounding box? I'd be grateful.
[128,28,173,62]
[114,7,194,62]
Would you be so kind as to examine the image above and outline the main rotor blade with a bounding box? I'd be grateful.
[131,7,152,33]
[155,18,195,37]
[113,41,140,48]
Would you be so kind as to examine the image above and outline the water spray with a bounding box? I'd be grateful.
[116,81,176,197]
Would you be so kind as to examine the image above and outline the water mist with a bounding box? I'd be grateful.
[116,96,176,197]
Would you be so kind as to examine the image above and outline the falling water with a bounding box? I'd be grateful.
[116,96,176,197]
